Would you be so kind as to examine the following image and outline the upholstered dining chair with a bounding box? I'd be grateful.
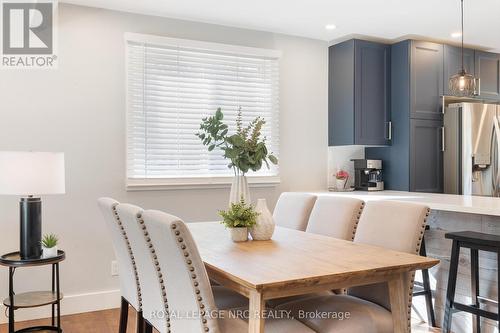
[98,198,144,333]
[267,196,365,309]
[116,203,250,332]
[306,196,365,240]
[276,200,430,333]
[273,192,317,231]
[141,208,316,333]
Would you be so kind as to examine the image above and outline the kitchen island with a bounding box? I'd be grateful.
[318,190,500,216]
[316,191,500,332]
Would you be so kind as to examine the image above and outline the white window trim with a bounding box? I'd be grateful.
[124,33,282,59]
[126,175,281,191]
[124,33,282,191]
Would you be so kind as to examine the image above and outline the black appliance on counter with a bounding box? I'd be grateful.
[351,159,384,191]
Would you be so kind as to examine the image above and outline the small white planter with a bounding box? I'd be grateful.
[42,246,58,258]
[229,227,248,242]
[250,199,275,241]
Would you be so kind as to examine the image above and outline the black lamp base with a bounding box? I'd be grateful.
[20,197,42,259]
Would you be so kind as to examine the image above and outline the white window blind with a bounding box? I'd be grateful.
[125,33,280,188]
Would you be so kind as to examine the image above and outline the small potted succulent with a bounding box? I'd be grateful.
[335,169,349,190]
[219,197,259,242]
[41,234,59,258]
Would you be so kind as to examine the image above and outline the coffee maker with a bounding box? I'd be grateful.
[351,159,384,191]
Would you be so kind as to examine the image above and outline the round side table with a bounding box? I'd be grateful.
[0,251,65,333]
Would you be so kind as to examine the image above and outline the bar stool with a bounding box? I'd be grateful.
[443,231,500,333]
[413,225,437,327]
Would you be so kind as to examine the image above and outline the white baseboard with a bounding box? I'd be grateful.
[0,289,121,324]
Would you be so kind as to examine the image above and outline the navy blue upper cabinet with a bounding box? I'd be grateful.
[444,45,475,96]
[410,41,444,120]
[328,39,391,146]
[475,51,500,101]
[366,40,444,193]
[329,40,355,146]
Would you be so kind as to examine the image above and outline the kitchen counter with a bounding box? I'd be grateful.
[315,190,500,216]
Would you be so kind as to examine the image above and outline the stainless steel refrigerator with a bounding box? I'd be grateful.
[444,102,500,197]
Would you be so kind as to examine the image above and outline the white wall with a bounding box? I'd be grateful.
[327,146,365,188]
[0,4,328,321]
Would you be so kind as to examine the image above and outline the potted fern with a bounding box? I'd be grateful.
[41,234,58,258]
[197,108,278,204]
[219,197,259,242]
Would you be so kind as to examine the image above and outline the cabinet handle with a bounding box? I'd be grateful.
[441,126,445,152]
[477,77,481,96]
[386,121,392,141]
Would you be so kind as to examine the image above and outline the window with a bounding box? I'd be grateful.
[125,33,280,189]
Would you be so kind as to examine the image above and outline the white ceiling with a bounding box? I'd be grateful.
[62,0,500,52]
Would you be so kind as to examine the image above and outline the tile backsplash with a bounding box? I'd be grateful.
[327,146,365,188]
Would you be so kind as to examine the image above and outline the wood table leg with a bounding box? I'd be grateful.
[388,273,409,333]
[248,290,265,333]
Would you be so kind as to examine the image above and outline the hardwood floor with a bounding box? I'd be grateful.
[0,309,138,333]
[0,308,441,333]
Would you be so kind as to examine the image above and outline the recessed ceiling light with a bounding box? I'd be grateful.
[325,24,337,31]
[451,32,462,38]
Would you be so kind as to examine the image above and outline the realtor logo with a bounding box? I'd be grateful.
[1,0,58,68]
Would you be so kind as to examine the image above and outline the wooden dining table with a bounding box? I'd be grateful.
[188,222,439,333]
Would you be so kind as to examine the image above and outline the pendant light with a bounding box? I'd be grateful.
[449,0,478,97]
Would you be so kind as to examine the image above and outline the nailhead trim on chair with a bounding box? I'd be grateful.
[350,202,365,241]
[111,203,143,310]
[405,207,431,331]
[137,213,171,333]
[171,223,210,333]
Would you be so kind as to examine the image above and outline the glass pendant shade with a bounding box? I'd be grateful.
[449,70,478,97]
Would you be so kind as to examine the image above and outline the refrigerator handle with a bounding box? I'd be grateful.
[441,126,445,152]
[493,115,500,196]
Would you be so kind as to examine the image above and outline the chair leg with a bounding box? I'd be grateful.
[144,321,153,333]
[471,248,481,333]
[136,311,144,333]
[497,251,500,333]
[443,240,460,333]
[420,236,436,327]
[422,268,436,327]
[119,297,129,333]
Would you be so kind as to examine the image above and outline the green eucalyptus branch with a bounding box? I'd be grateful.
[196,107,278,175]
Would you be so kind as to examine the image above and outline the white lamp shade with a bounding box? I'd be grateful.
[0,152,65,195]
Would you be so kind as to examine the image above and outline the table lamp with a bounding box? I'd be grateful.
[0,152,65,259]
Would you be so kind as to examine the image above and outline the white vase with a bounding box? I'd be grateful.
[229,175,251,205]
[250,199,275,240]
[230,227,248,242]
[42,246,58,258]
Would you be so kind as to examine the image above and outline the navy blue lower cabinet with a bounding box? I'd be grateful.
[328,39,391,146]
[366,119,444,193]
[410,119,444,193]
